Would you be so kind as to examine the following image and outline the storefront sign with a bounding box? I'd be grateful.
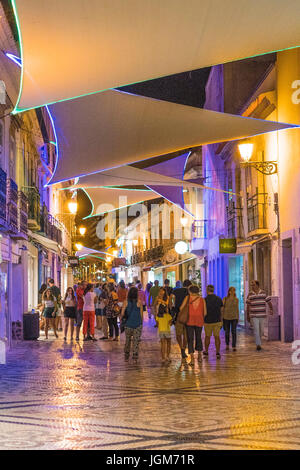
[68,256,79,267]
[219,238,237,254]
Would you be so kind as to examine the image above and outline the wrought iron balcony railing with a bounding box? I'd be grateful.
[40,204,63,244]
[226,201,244,239]
[7,178,18,232]
[24,185,41,228]
[0,167,7,224]
[247,191,268,233]
[192,220,208,239]
[18,191,28,235]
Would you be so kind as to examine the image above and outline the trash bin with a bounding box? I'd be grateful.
[23,312,40,340]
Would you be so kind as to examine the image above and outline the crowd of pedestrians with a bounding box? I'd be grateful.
[37,276,274,363]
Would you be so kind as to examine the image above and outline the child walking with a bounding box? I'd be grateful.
[155,287,172,364]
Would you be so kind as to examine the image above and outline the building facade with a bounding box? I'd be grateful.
[0,4,74,347]
[200,51,300,341]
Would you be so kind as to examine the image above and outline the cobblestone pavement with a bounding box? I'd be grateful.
[0,316,299,450]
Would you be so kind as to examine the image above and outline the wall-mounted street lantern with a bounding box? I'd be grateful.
[238,143,278,175]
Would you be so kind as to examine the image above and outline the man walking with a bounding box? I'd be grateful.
[171,279,192,360]
[48,279,62,331]
[148,280,160,318]
[204,285,223,359]
[246,280,273,350]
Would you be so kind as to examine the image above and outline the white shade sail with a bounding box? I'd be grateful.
[84,187,160,218]
[75,246,109,259]
[47,90,294,185]
[64,160,202,189]
[13,0,300,112]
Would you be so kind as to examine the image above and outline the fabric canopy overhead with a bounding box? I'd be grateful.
[75,246,110,259]
[65,157,197,189]
[13,0,300,112]
[83,188,161,218]
[47,90,294,185]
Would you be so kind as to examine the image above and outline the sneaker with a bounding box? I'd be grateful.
[216,353,221,359]
[91,337,97,341]
[87,335,93,341]
[99,336,108,340]
[256,345,262,351]
[75,336,79,341]
[233,347,237,352]
[63,337,67,341]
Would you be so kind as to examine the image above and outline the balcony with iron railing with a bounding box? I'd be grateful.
[226,201,244,240]
[17,190,28,237]
[23,185,41,230]
[0,167,7,225]
[247,191,268,236]
[7,178,18,233]
[40,203,63,245]
[190,219,209,254]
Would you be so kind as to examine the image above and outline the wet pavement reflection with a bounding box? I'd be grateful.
[0,316,299,450]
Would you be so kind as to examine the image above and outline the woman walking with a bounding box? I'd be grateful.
[223,287,239,351]
[106,283,120,341]
[137,283,146,317]
[180,285,206,365]
[42,288,58,340]
[155,287,172,364]
[83,283,97,341]
[117,280,128,309]
[120,287,143,363]
[63,287,77,341]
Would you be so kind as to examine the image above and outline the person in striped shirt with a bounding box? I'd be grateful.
[246,280,273,350]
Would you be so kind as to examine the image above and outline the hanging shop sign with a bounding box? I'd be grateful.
[68,256,79,267]
[219,238,237,254]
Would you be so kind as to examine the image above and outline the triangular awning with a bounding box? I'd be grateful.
[12,0,300,111]
[64,154,196,189]
[46,90,294,185]
[83,187,161,218]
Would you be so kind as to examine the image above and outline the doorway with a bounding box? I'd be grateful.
[228,256,244,324]
[282,238,294,342]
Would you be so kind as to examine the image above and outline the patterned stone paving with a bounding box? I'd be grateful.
[0,316,299,450]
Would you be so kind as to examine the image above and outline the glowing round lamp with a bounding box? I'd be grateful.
[75,242,83,251]
[180,216,188,227]
[175,241,188,255]
[68,201,78,214]
[79,226,86,236]
[238,143,254,163]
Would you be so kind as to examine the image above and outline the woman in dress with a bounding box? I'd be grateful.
[42,288,58,340]
[180,285,207,365]
[120,287,143,363]
[63,287,77,341]
[106,283,120,341]
[223,286,239,351]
